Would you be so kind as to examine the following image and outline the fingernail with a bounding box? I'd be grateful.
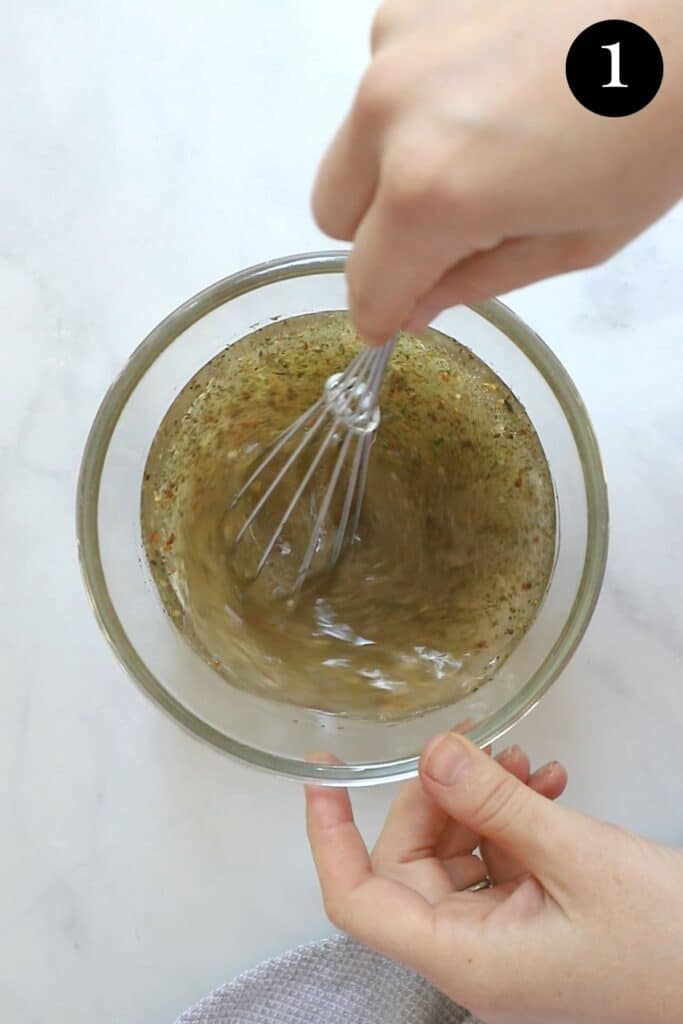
[499,744,523,760]
[423,733,471,785]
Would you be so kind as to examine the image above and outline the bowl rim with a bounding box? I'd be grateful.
[76,250,609,785]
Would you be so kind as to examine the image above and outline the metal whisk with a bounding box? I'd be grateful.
[232,336,396,589]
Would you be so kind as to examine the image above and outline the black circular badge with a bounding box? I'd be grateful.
[566,20,663,117]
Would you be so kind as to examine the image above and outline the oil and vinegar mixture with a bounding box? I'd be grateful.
[142,312,556,719]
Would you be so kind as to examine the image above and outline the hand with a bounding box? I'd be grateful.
[313,0,683,343]
[306,732,683,1024]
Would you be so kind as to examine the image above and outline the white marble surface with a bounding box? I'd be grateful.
[1,2,682,1021]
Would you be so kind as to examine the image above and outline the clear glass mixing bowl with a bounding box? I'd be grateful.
[77,251,608,785]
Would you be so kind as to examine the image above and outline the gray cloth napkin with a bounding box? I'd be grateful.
[174,936,480,1024]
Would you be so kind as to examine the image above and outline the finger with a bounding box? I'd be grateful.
[372,780,457,904]
[346,150,478,344]
[373,721,476,867]
[312,112,380,241]
[421,733,585,896]
[441,853,489,892]
[497,744,531,784]
[482,761,569,886]
[528,760,568,802]
[435,745,531,859]
[305,782,434,964]
[305,782,372,892]
[405,232,610,331]
[370,0,424,53]
[372,778,449,865]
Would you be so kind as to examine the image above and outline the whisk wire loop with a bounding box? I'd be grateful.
[232,336,396,587]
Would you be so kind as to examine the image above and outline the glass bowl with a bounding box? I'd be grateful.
[77,251,608,786]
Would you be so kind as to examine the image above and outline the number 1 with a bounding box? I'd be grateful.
[602,42,627,88]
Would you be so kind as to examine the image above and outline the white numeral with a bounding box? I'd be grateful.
[602,42,627,88]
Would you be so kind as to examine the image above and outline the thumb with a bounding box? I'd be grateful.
[420,732,585,894]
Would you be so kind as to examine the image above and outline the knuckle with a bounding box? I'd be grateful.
[311,184,349,241]
[370,4,394,52]
[470,773,519,834]
[583,241,614,269]
[557,235,612,273]
[382,145,451,215]
[354,56,400,124]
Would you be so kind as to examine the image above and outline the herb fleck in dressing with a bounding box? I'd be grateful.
[141,312,556,719]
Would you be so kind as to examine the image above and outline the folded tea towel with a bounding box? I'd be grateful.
[174,935,481,1024]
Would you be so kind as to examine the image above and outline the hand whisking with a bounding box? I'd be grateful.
[232,336,396,590]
